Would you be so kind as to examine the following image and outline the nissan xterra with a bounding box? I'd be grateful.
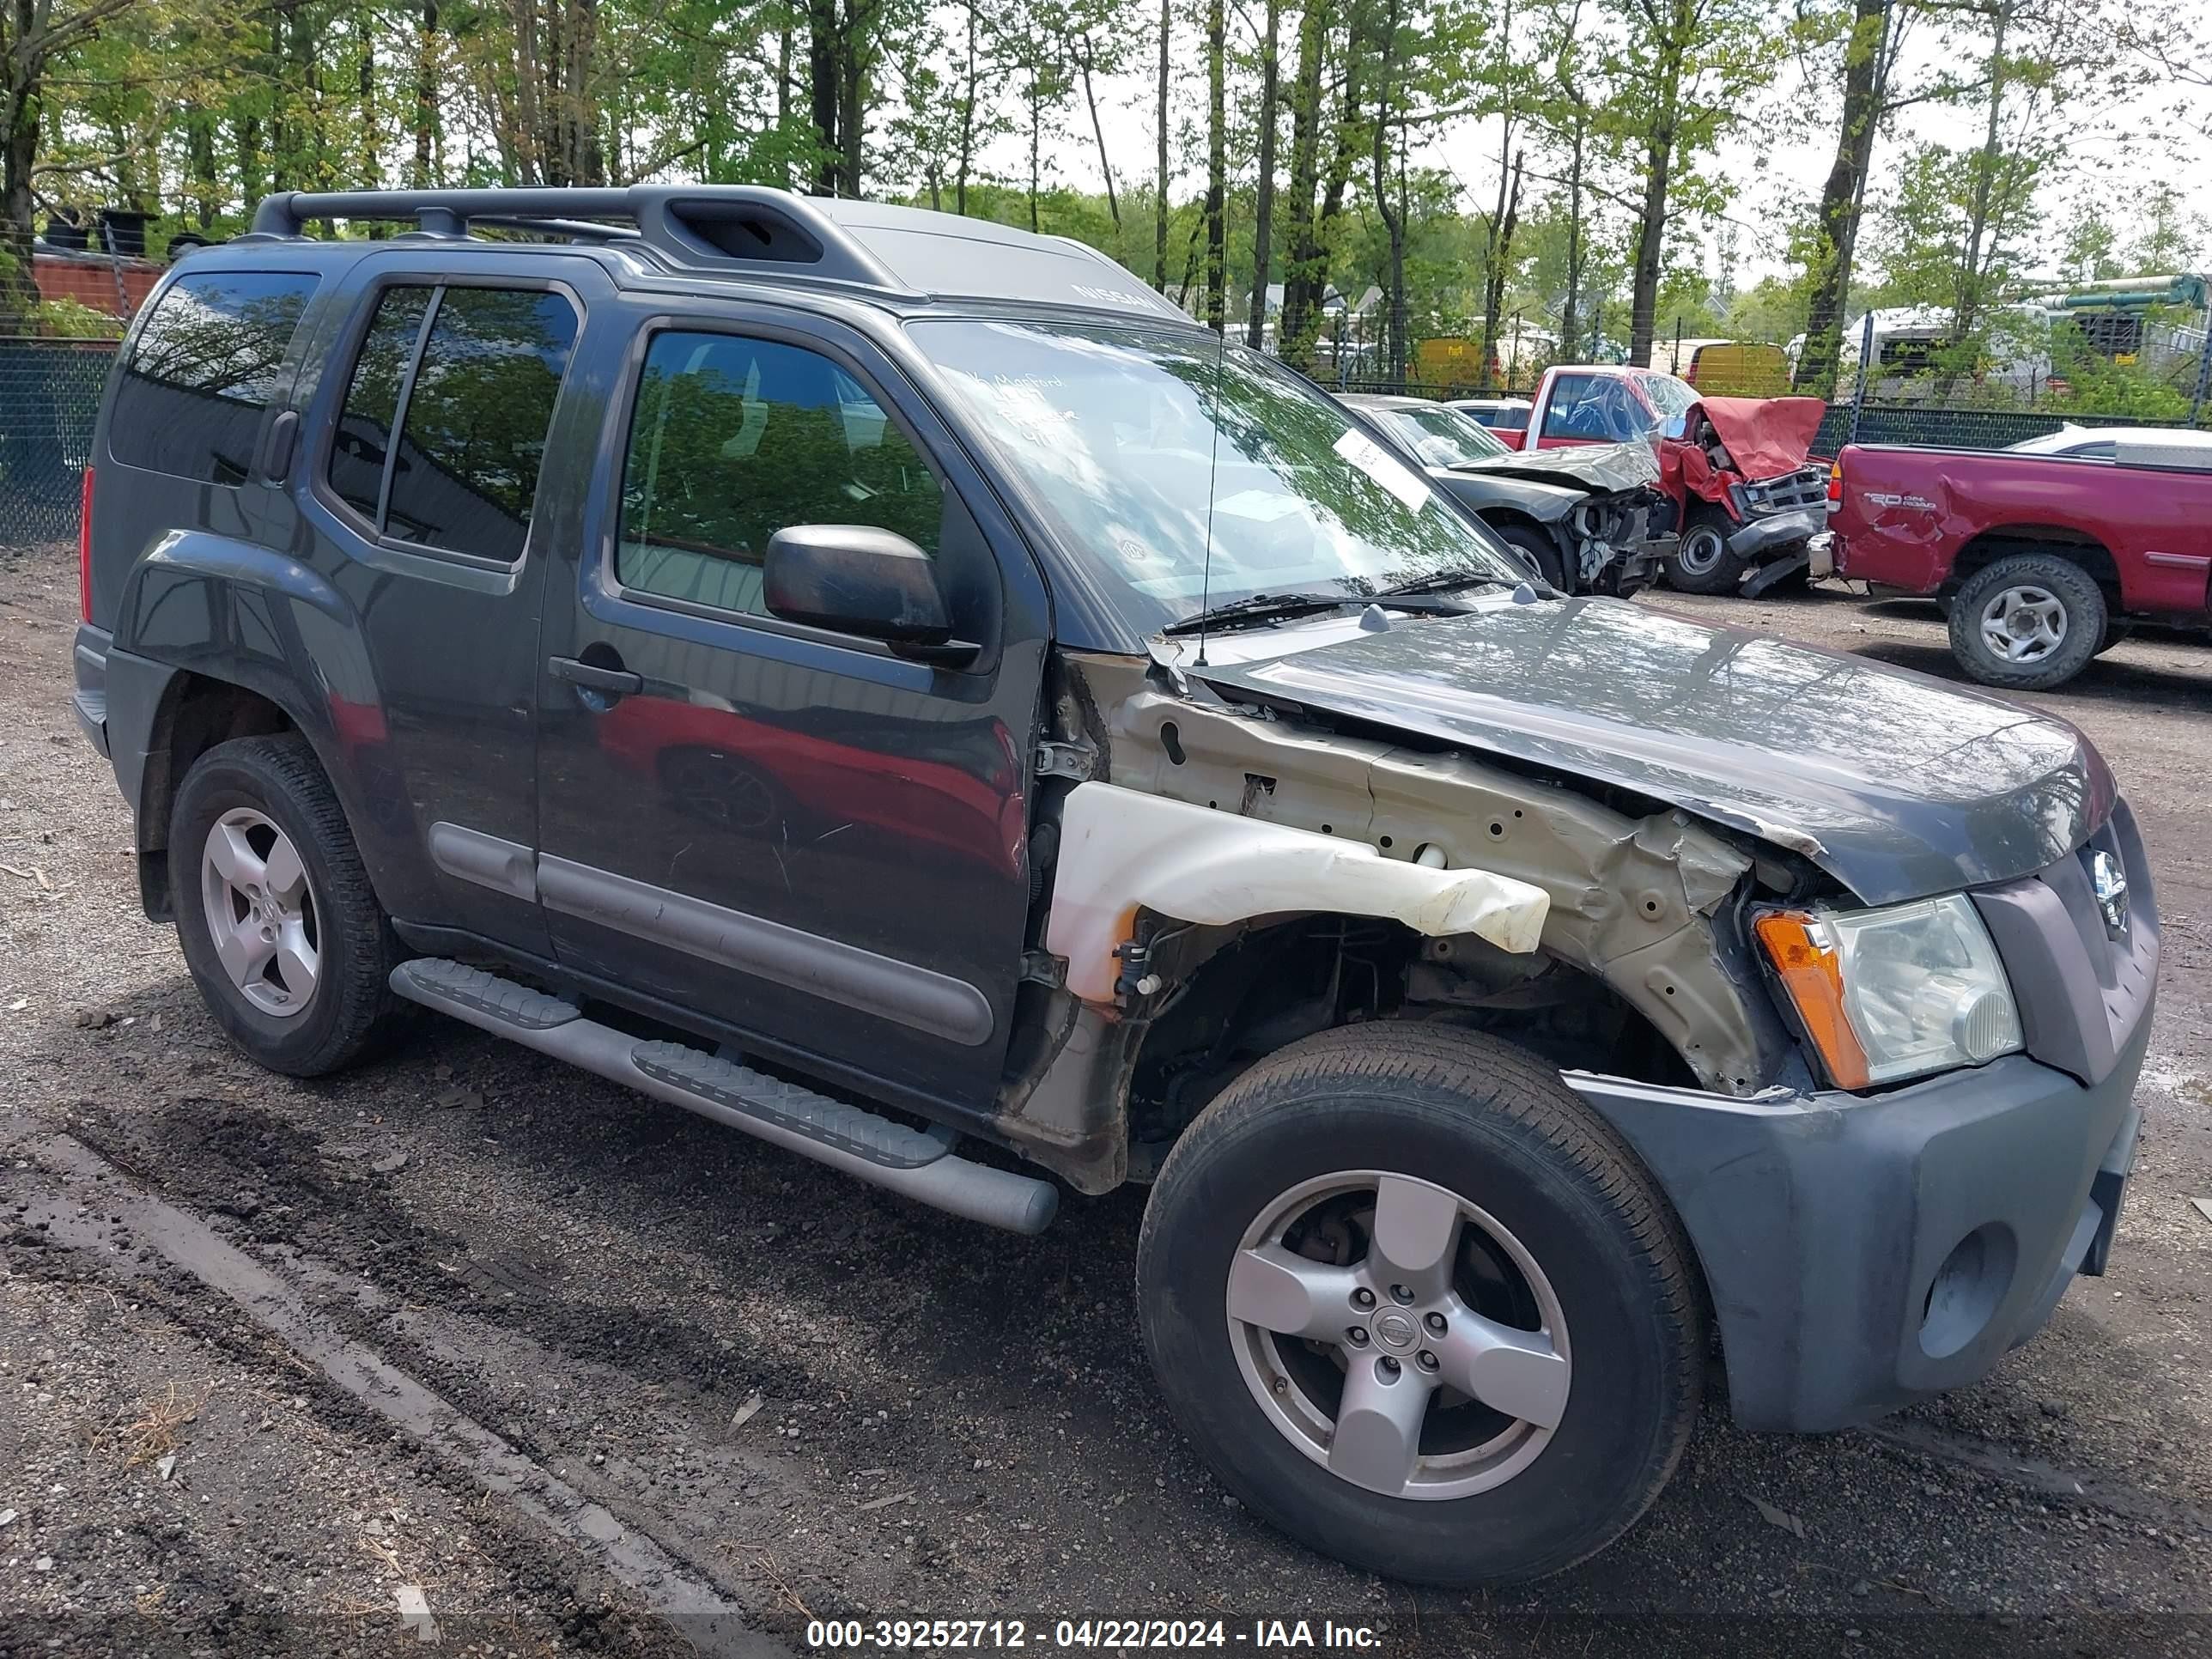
[73,186,2153,1589]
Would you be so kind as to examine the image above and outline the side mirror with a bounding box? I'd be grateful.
[763,526,976,665]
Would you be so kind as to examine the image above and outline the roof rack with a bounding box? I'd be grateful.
[242,185,911,295]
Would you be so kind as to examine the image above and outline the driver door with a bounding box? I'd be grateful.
[532,302,1046,1111]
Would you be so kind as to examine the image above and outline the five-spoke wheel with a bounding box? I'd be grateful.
[1139,1024,1705,1585]
[200,807,320,1017]
[171,734,405,1075]
[1227,1171,1569,1500]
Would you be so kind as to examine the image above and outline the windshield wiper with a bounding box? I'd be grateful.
[1376,569,1512,598]
[1161,592,1353,635]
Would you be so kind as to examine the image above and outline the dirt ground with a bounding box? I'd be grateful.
[3,537,2209,1658]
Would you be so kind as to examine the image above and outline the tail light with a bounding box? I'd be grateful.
[1826,459,1843,503]
[77,465,95,622]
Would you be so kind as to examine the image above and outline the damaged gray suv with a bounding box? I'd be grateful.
[73,186,2153,1587]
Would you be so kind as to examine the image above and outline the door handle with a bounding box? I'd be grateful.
[548,655,643,698]
[260,410,300,481]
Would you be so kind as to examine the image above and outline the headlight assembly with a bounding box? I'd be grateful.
[1753,895,2022,1090]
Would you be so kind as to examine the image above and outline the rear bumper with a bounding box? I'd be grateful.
[1566,1005,2149,1432]
[72,622,111,758]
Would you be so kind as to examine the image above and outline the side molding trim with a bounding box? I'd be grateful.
[536,855,996,1047]
[428,823,538,902]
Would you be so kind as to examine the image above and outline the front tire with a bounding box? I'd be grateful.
[1136,1024,1704,1585]
[170,734,406,1077]
[1664,507,1747,594]
[1492,523,1571,592]
[1948,553,2106,690]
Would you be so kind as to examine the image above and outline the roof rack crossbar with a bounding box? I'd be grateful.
[245,186,902,290]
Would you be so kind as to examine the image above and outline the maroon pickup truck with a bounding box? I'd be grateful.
[1828,438,2212,690]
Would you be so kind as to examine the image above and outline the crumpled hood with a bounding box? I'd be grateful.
[1194,596,2113,903]
[1454,439,1661,495]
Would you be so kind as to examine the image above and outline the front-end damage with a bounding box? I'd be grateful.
[995,651,1808,1194]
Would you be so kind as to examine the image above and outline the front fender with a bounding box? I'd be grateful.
[1045,781,1551,1001]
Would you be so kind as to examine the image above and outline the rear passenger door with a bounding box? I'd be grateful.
[532,304,1048,1114]
[293,252,605,954]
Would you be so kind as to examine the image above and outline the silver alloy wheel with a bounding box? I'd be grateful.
[199,807,320,1018]
[1674,523,1727,575]
[1225,1170,1571,1501]
[1978,583,2069,663]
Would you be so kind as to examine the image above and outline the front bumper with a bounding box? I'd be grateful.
[1727,505,1824,562]
[1567,1017,2148,1432]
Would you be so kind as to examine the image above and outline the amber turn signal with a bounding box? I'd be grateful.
[1753,911,1871,1090]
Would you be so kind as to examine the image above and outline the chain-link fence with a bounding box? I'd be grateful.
[0,338,117,548]
[1814,402,2208,453]
[1328,373,2209,453]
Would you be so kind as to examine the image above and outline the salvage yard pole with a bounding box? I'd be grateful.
[2190,337,2211,428]
[1848,310,1875,445]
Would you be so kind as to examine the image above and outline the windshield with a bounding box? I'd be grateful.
[909,318,1525,635]
[1543,370,1695,443]
[1369,403,1512,466]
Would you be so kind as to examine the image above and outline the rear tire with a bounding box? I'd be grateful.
[1136,1024,1704,1585]
[1664,507,1747,594]
[1948,553,2106,691]
[170,734,406,1077]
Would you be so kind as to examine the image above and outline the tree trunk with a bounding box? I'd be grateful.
[1204,0,1225,330]
[956,2,978,214]
[1795,0,1889,393]
[1153,0,1170,290]
[1245,0,1279,348]
[1027,78,1042,233]
[1078,37,1118,227]
[1477,0,1516,383]
[1481,150,1522,384]
[1954,0,2010,347]
[808,0,841,193]
[188,110,221,227]
[1278,0,1327,367]
[1627,0,1692,367]
[837,0,869,198]
[1559,108,1584,374]
[358,9,379,189]
[1370,0,1405,380]
[0,35,39,327]
[410,0,440,188]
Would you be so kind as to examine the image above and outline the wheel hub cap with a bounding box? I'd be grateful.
[199,808,320,1019]
[1225,1170,1571,1502]
[1978,584,2067,663]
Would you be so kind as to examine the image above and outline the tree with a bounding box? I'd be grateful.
[1794,0,1899,393]
[1244,0,1280,345]
[2,0,145,321]
[1602,0,1790,366]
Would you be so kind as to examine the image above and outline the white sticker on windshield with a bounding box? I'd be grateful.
[1215,488,1306,523]
[1333,428,1431,514]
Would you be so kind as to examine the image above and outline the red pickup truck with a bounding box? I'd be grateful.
[1828,438,2212,690]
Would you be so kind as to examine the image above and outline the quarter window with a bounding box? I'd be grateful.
[325,283,577,562]
[617,331,944,618]
[327,286,432,521]
[107,270,320,483]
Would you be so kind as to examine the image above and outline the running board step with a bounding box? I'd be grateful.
[390,958,1057,1234]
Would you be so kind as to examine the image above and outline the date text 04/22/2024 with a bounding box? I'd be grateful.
[804,1620,1386,1650]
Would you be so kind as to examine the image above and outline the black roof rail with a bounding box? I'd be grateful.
[242,185,910,294]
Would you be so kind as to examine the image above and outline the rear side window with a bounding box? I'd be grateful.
[1492,407,1529,432]
[107,270,320,483]
[325,283,578,562]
